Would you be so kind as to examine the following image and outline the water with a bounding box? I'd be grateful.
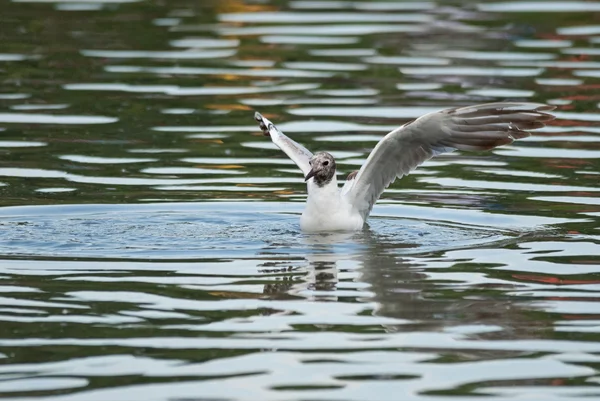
[0,0,599,399]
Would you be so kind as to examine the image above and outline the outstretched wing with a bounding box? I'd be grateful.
[254,112,313,176]
[343,102,555,219]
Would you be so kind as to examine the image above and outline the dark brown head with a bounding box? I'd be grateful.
[305,152,336,187]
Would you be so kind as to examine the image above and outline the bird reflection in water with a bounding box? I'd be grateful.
[258,230,550,343]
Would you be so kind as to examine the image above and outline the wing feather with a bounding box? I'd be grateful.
[343,102,555,219]
[254,112,313,176]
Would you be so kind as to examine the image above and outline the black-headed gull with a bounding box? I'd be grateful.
[254,103,555,232]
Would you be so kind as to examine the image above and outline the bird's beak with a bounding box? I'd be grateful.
[304,168,317,182]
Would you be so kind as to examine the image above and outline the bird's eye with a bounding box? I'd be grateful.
[323,161,329,166]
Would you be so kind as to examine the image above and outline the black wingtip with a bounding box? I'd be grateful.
[253,111,270,136]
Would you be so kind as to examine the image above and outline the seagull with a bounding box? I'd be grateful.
[254,103,555,232]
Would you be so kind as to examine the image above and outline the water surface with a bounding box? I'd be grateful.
[0,0,599,400]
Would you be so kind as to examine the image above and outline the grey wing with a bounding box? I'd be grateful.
[343,102,555,219]
[254,112,313,176]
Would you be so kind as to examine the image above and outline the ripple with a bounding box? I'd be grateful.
[11,104,69,110]
[282,61,366,71]
[241,97,377,106]
[314,134,383,142]
[0,113,117,124]
[0,168,248,186]
[156,120,397,133]
[543,126,600,134]
[59,155,157,164]
[479,1,600,12]
[35,188,77,193]
[259,35,359,45]
[169,38,240,48]
[436,50,555,61]
[0,141,46,147]
[523,135,600,143]
[400,66,544,77]
[14,0,142,2]
[0,378,88,393]
[106,65,334,78]
[396,83,443,91]
[64,83,320,96]
[532,196,600,206]
[81,49,236,59]
[563,48,600,56]
[364,56,450,65]
[0,93,30,99]
[55,3,104,10]
[574,70,600,78]
[290,0,353,8]
[160,108,195,114]
[219,11,430,23]
[553,111,600,122]
[536,78,583,86]
[153,17,180,26]
[501,60,600,68]
[420,177,599,193]
[228,60,275,68]
[476,169,563,179]
[0,285,40,293]
[467,88,534,97]
[0,168,70,178]
[558,25,600,35]
[129,148,188,153]
[309,48,377,56]
[218,24,425,36]
[515,39,573,48]
[0,54,32,61]
[290,1,435,10]
[186,133,229,139]
[156,185,288,192]
[495,147,600,159]
[182,157,294,165]
[287,106,441,118]
[0,202,554,259]
[310,88,378,96]
[141,167,245,175]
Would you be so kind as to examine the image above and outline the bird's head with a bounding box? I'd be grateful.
[305,152,336,186]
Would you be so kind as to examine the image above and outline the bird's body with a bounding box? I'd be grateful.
[301,176,363,231]
[254,102,555,232]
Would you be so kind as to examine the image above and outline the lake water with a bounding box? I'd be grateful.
[0,0,599,400]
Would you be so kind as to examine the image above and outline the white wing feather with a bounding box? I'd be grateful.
[343,102,555,219]
[254,112,313,176]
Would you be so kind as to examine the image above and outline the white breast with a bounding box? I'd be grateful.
[300,178,364,232]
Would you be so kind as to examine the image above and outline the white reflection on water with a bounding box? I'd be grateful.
[479,1,600,12]
[60,155,157,164]
[400,66,544,77]
[0,93,30,99]
[0,113,117,124]
[219,11,431,23]
[81,49,237,59]
[0,141,46,147]
[218,24,426,36]
[64,82,321,95]
[260,35,359,45]
[106,65,335,78]
[420,177,600,193]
